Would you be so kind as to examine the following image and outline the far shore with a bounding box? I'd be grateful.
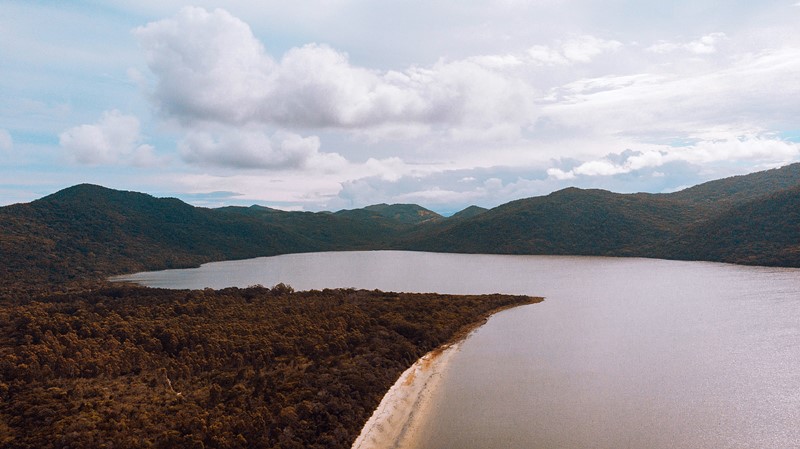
[351,301,541,449]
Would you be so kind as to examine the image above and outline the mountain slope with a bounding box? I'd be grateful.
[216,205,402,249]
[660,185,800,266]
[0,186,448,289]
[0,184,318,286]
[449,205,488,220]
[4,162,800,290]
[399,188,692,256]
[666,163,800,211]
[334,203,443,226]
[400,164,800,263]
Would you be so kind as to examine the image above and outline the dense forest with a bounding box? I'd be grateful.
[0,284,538,448]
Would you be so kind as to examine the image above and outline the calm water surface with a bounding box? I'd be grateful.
[114,251,800,448]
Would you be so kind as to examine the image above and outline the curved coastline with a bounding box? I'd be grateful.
[351,340,462,449]
[351,302,540,449]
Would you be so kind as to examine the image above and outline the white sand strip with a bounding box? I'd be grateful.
[351,341,462,449]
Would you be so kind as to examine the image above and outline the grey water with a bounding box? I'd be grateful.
[114,251,800,448]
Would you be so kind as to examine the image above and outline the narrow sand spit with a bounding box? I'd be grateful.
[351,341,462,449]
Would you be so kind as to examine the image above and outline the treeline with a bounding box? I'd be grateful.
[0,284,539,448]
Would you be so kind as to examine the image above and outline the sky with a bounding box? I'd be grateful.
[2,1,800,214]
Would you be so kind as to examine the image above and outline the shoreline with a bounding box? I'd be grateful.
[350,340,463,449]
[351,301,541,449]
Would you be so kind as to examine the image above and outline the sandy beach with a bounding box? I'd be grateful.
[351,341,462,449]
[351,302,540,449]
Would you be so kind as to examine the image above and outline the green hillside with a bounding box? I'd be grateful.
[667,163,800,212]
[216,206,401,250]
[334,203,442,226]
[362,203,443,224]
[661,185,800,266]
[0,186,442,290]
[399,188,693,256]
[0,184,317,289]
[3,163,800,292]
[449,205,488,220]
[400,164,800,264]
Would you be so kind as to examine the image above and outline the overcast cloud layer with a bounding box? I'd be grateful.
[2,1,800,212]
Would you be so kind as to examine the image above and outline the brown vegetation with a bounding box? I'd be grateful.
[0,284,539,448]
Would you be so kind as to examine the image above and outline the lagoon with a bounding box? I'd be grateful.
[114,251,800,448]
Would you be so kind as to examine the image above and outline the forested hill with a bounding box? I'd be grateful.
[3,163,800,291]
[658,184,800,266]
[0,185,441,290]
[399,163,800,266]
[0,184,314,289]
[666,162,800,211]
[398,188,691,256]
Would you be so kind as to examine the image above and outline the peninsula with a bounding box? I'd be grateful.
[0,284,538,448]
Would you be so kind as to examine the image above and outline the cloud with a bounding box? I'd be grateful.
[465,54,524,69]
[528,35,622,65]
[266,43,437,127]
[134,7,536,130]
[179,127,347,170]
[59,110,159,166]
[173,153,435,210]
[134,7,275,125]
[336,175,484,210]
[542,47,800,140]
[333,165,556,211]
[548,135,800,180]
[647,32,727,54]
[126,6,800,211]
[561,35,623,62]
[0,129,12,151]
[546,167,575,180]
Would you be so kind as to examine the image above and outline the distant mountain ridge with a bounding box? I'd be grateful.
[399,164,800,265]
[397,187,689,256]
[449,205,488,220]
[666,163,800,210]
[3,164,800,289]
[0,184,319,287]
[360,203,443,224]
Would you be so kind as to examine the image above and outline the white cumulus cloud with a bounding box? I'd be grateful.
[179,127,347,171]
[59,110,158,166]
[134,7,275,125]
[134,7,536,130]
